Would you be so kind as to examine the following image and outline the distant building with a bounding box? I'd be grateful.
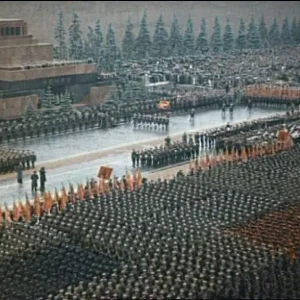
[0,19,98,118]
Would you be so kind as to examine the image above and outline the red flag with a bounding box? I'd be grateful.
[120,180,125,191]
[241,147,248,162]
[19,201,25,218]
[98,178,104,194]
[24,199,32,222]
[43,192,49,213]
[55,188,60,205]
[205,155,210,167]
[4,203,12,224]
[77,184,85,201]
[101,177,107,193]
[69,183,76,204]
[13,201,20,222]
[127,173,134,191]
[137,170,143,188]
[133,172,137,190]
[93,182,99,197]
[34,193,41,218]
[88,182,94,199]
[60,188,67,211]
[113,176,118,190]
[4,210,12,226]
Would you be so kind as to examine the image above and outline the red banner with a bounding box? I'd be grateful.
[98,166,113,180]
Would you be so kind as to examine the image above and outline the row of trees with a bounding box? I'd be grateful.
[23,88,73,120]
[54,11,119,72]
[40,86,73,112]
[54,11,300,71]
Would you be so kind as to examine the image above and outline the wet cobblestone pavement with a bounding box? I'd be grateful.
[0,107,284,204]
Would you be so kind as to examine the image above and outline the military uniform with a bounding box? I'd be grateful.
[131,150,137,168]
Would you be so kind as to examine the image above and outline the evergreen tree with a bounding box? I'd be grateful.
[211,16,222,53]
[59,93,65,107]
[268,18,281,47]
[152,14,169,58]
[135,12,152,60]
[83,39,90,60]
[43,86,55,110]
[122,17,136,61]
[236,18,247,50]
[68,12,83,60]
[94,19,104,65]
[223,18,234,52]
[196,18,209,54]
[121,80,148,102]
[60,90,73,113]
[281,17,291,45]
[23,103,36,120]
[107,90,120,103]
[84,26,95,59]
[104,23,118,72]
[259,15,268,48]
[247,17,261,49]
[290,17,298,44]
[54,10,68,60]
[183,17,195,56]
[169,15,183,57]
[53,46,59,60]
[55,94,60,106]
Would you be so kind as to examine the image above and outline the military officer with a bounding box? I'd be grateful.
[131,149,137,168]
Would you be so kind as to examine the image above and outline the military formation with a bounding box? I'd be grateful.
[1,130,300,299]
[133,113,170,130]
[243,94,300,109]
[0,90,234,143]
[0,42,300,299]
[0,107,118,143]
[0,148,36,174]
[132,111,300,170]
[131,131,217,169]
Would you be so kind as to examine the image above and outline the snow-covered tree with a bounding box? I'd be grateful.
[169,15,183,57]
[107,90,120,104]
[122,17,136,61]
[23,103,36,120]
[247,17,261,49]
[59,93,64,105]
[68,12,83,60]
[123,81,148,102]
[211,16,222,53]
[196,18,209,54]
[183,17,195,56]
[135,12,152,60]
[94,19,105,65]
[152,14,169,58]
[60,90,72,113]
[223,18,234,52]
[281,17,291,45]
[43,86,55,109]
[236,18,247,50]
[290,17,298,44]
[268,18,281,47]
[259,15,268,48]
[54,10,68,60]
[55,94,60,106]
[53,46,59,60]
[84,26,95,59]
[104,23,118,72]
